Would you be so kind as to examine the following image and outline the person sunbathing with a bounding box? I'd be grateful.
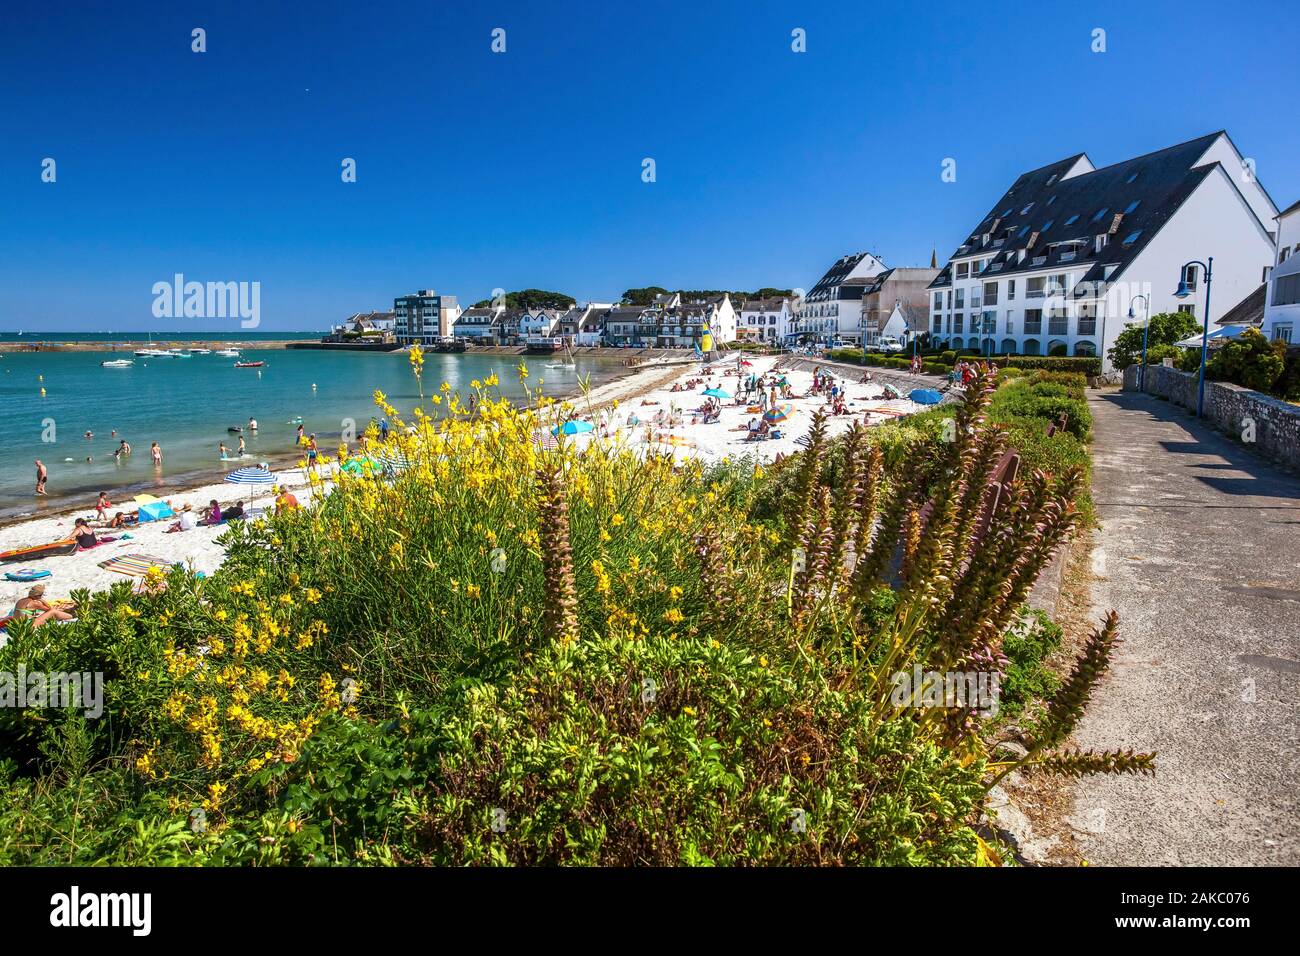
[73,518,99,550]
[108,511,133,529]
[166,503,198,533]
[201,500,223,526]
[12,585,75,628]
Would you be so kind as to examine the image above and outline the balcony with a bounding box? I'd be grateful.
[1048,318,1069,336]
[1077,317,1097,335]
[1024,319,1043,335]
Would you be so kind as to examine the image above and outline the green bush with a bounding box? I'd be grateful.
[1206,328,1286,393]
[1107,312,1200,369]
[939,350,957,364]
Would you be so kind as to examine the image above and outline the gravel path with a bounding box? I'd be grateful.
[1066,388,1300,865]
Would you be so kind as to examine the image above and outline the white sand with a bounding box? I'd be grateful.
[1,355,931,608]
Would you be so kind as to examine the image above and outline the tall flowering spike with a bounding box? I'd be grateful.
[1032,748,1157,778]
[695,527,742,632]
[1033,611,1121,751]
[849,446,883,569]
[792,487,834,626]
[899,504,923,582]
[535,463,578,645]
[783,411,829,549]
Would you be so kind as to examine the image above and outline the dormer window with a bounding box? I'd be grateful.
[1122,230,1142,246]
[1021,202,1035,215]
[1064,214,1080,226]
[1041,219,1055,232]
[1124,200,1141,214]
[1091,207,1110,222]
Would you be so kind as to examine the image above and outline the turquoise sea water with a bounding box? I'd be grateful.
[0,348,621,520]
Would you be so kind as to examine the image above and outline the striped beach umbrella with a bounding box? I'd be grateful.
[762,403,795,423]
[224,467,278,485]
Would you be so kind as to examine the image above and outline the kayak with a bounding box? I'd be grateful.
[0,539,78,563]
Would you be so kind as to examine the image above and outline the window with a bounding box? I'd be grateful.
[1182,264,1199,290]
[1274,273,1300,306]
[1273,323,1293,344]
[1023,338,1041,356]
[1124,200,1141,214]
[1091,207,1110,222]
[946,290,953,309]
[955,289,965,308]
[1178,304,1196,317]
[933,313,942,332]
[1026,277,1046,298]
[984,281,999,305]
[1005,311,1014,334]
[1064,214,1080,226]
[1021,202,1035,215]
[951,337,964,350]
[1001,207,1013,218]
[956,262,969,279]
[1024,309,1043,334]
[1095,234,1109,252]
[1041,219,1054,232]
[1008,279,1016,300]
[1123,230,1142,246]
[954,314,964,333]
[1278,247,1291,264]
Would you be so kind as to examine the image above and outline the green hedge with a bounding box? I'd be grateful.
[1004,356,1101,375]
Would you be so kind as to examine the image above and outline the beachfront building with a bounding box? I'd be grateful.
[791,252,888,346]
[557,303,614,347]
[452,305,503,342]
[520,308,567,346]
[857,268,939,349]
[323,310,396,343]
[395,290,462,346]
[738,297,794,344]
[602,295,738,349]
[495,309,527,346]
[1261,199,1300,344]
[927,131,1278,367]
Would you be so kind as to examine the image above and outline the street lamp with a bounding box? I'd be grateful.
[1127,293,1150,391]
[1173,258,1213,417]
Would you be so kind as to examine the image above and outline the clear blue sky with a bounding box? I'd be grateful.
[1,0,1296,331]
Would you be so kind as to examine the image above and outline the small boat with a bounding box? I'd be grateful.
[1,538,78,564]
[227,426,243,433]
[215,348,240,357]
[168,349,192,357]
[101,359,134,368]
[189,347,211,354]
[134,348,171,358]
[234,361,265,368]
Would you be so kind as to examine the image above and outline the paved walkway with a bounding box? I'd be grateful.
[1067,389,1300,865]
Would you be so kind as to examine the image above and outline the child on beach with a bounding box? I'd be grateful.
[94,492,112,522]
[238,435,246,456]
[219,441,229,460]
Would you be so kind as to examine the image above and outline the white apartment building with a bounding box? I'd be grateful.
[394,290,462,345]
[927,131,1277,368]
[520,308,567,344]
[738,297,794,343]
[792,252,888,345]
[1262,199,1300,344]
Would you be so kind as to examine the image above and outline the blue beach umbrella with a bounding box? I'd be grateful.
[702,388,731,399]
[552,419,595,436]
[908,388,944,406]
[224,466,278,485]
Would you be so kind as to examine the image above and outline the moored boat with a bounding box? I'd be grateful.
[234,360,265,368]
[215,348,240,357]
[101,359,134,367]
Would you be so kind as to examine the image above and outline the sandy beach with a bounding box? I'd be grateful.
[0,353,944,610]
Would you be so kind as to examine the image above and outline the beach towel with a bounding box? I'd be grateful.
[97,553,174,577]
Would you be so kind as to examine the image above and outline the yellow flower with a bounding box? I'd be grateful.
[663,608,683,624]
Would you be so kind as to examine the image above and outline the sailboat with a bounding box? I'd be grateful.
[134,332,170,357]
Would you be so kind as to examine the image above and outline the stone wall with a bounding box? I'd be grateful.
[1123,364,1300,471]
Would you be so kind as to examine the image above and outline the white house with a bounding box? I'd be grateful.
[793,252,888,346]
[927,131,1278,368]
[452,305,503,342]
[738,297,794,344]
[856,268,939,348]
[602,294,738,349]
[520,308,566,344]
[1261,199,1300,344]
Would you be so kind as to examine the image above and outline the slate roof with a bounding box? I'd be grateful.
[806,252,880,302]
[929,132,1228,295]
[1216,283,1266,327]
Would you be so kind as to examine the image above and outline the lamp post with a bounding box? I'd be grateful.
[1173,258,1213,417]
[1128,293,1151,391]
